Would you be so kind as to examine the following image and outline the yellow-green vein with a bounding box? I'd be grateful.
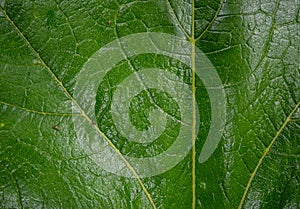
[238,100,300,209]
[190,1,225,206]
[0,7,156,209]
[195,0,224,42]
[112,5,157,207]
[191,0,196,208]
[0,101,81,116]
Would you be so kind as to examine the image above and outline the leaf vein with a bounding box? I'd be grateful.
[250,0,281,75]
[53,0,80,81]
[195,0,225,42]
[0,6,155,209]
[0,163,23,209]
[0,101,81,116]
[165,0,190,38]
[238,100,300,209]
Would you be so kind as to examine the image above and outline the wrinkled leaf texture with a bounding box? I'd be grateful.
[0,0,299,208]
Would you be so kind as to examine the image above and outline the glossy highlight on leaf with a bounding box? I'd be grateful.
[0,0,299,208]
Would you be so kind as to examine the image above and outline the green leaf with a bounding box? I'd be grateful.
[0,0,299,208]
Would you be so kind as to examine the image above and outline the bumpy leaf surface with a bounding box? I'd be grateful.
[0,0,299,208]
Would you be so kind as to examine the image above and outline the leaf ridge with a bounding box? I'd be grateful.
[238,100,300,209]
[191,0,225,204]
[114,5,187,127]
[195,0,225,42]
[0,101,81,116]
[0,163,22,209]
[0,6,156,209]
[53,0,80,81]
[250,0,280,75]
[165,0,190,38]
[191,0,196,208]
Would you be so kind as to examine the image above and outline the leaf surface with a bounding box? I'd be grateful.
[0,0,299,208]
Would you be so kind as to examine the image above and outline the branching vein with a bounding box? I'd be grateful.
[0,6,155,209]
[238,100,300,209]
